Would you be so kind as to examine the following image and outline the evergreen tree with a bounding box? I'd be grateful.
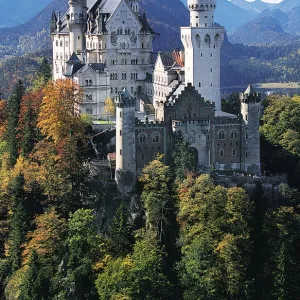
[8,173,29,273]
[22,249,49,300]
[6,80,24,166]
[37,58,52,84]
[108,202,134,257]
[172,132,196,181]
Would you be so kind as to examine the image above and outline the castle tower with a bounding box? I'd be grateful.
[181,0,224,111]
[240,84,261,174]
[115,89,137,193]
[68,0,87,58]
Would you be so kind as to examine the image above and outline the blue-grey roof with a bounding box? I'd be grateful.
[99,0,121,14]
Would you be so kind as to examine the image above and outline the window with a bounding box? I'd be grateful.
[120,130,122,136]
[85,80,89,86]
[246,114,248,121]
[231,130,238,139]
[245,152,248,158]
[199,82,201,87]
[120,149,122,156]
[141,153,145,160]
[245,133,248,139]
[89,80,92,86]
[219,149,224,157]
[232,149,236,156]
[139,134,146,143]
[152,133,159,143]
[60,41,63,47]
[207,134,210,141]
[218,131,225,140]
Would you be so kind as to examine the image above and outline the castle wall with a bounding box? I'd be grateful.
[135,121,166,173]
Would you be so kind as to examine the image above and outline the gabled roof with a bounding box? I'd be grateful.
[159,51,184,68]
[100,0,122,14]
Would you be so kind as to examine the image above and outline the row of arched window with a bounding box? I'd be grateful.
[138,133,160,144]
[85,79,93,86]
[218,130,239,140]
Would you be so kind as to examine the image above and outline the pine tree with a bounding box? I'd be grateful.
[108,202,134,257]
[6,80,24,166]
[21,106,36,157]
[22,249,46,300]
[8,173,29,273]
[37,58,52,84]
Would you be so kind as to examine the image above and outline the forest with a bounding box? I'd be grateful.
[0,59,300,299]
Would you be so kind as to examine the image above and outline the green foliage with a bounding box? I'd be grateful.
[7,174,29,273]
[96,231,172,300]
[6,80,24,166]
[108,203,134,257]
[177,175,253,299]
[172,132,196,181]
[140,156,172,240]
[261,95,300,156]
[263,207,300,300]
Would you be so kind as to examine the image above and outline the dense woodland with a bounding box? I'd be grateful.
[0,59,299,299]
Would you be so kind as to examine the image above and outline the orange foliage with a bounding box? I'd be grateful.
[38,79,84,144]
[22,207,66,264]
[18,90,43,133]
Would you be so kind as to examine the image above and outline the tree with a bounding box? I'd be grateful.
[177,175,253,299]
[139,155,172,241]
[37,79,84,144]
[107,202,134,257]
[172,132,196,181]
[263,207,300,300]
[261,95,300,156]
[104,97,115,122]
[96,231,172,300]
[54,209,102,299]
[7,173,29,273]
[6,80,24,166]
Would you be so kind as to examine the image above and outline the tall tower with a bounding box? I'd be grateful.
[240,84,261,175]
[68,0,87,58]
[126,0,140,13]
[115,89,137,193]
[181,0,224,110]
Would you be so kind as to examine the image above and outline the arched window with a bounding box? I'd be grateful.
[232,149,236,156]
[152,133,160,143]
[218,130,225,140]
[89,80,92,86]
[219,149,224,157]
[60,41,63,47]
[139,134,147,143]
[230,130,238,139]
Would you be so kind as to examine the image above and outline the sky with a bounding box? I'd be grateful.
[247,0,283,3]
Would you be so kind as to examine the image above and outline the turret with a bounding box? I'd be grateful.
[240,84,261,174]
[50,10,57,33]
[68,0,87,56]
[187,0,216,28]
[115,89,137,193]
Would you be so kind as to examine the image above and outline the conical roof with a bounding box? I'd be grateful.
[51,10,57,22]
[245,84,255,95]
[66,52,82,65]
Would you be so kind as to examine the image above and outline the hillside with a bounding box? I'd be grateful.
[230,16,297,45]
[0,0,52,28]
[276,0,300,12]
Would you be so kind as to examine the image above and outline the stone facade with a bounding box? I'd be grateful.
[51,0,155,118]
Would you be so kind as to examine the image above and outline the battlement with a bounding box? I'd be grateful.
[240,93,261,104]
[214,116,242,125]
[115,89,136,108]
[135,118,165,127]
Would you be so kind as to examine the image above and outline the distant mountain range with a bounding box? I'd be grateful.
[230,4,300,45]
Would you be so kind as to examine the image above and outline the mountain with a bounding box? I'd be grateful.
[158,0,256,33]
[230,16,297,45]
[230,0,276,14]
[276,0,300,12]
[0,0,52,28]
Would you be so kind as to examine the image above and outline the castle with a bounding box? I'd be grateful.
[51,0,261,192]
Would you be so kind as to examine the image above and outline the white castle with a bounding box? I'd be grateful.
[52,0,261,191]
